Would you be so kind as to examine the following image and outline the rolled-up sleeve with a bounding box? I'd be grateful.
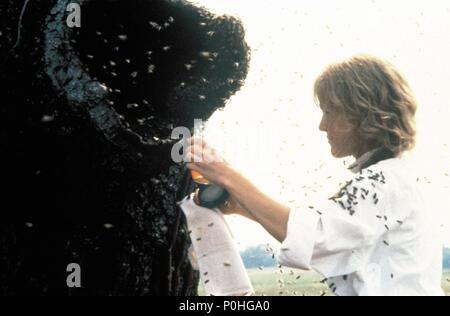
[279,168,392,278]
[279,207,321,270]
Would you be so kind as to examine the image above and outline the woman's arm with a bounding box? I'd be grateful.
[224,171,291,242]
[216,194,258,221]
[186,137,290,242]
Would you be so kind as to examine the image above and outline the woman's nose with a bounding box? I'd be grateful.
[319,116,327,132]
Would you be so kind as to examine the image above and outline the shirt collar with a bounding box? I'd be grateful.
[348,147,382,174]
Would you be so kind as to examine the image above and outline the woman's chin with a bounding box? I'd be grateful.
[330,147,345,158]
[330,146,338,157]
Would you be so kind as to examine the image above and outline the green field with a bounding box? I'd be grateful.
[444,270,450,295]
[199,268,450,296]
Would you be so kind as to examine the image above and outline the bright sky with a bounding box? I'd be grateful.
[189,0,450,249]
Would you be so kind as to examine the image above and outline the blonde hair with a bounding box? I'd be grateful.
[314,55,417,156]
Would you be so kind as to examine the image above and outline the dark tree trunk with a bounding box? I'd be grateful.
[0,0,250,295]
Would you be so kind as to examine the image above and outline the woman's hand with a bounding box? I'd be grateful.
[185,136,237,189]
[185,136,290,242]
[219,195,257,221]
[186,137,256,220]
[192,187,256,220]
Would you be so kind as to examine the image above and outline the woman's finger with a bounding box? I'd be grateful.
[200,149,219,163]
[191,137,218,156]
[185,144,223,163]
[190,136,206,148]
[185,144,203,160]
[185,152,203,163]
[186,143,208,155]
[186,163,204,173]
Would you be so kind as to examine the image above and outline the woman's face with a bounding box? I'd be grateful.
[319,106,359,158]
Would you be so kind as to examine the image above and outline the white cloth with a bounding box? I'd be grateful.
[179,197,254,296]
[279,153,445,296]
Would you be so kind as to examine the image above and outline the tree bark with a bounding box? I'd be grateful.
[0,0,250,295]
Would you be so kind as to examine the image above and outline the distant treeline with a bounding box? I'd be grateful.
[241,245,277,269]
[444,248,450,270]
[242,245,450,270]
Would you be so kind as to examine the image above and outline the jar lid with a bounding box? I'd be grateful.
[198,184,229,209]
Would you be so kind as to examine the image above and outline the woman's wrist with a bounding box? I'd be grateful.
[221,166,244,193]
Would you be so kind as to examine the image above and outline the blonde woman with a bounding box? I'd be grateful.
[186,55,444,296]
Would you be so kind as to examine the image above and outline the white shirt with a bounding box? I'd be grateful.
[279,151,445,296]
